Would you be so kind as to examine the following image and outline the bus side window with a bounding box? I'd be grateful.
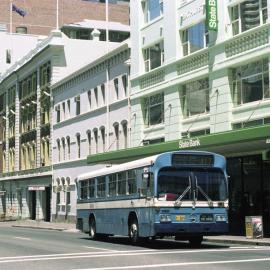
[108,174,117,197]
[117,172,127,196]
[97,176,106,198]
[127,170,137,195]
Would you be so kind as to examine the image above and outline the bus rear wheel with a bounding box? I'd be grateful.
[129,219,139,244]
[89,217,97,240]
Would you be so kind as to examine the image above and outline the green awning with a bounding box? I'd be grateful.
[87,125,270,164]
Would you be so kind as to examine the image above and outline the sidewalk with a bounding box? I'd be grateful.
[1,220,270,246]
[0,219,77,232]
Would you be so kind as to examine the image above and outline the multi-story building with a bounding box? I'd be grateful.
[61,19,130,42]
[51,39,130,222]
[0,0,129,36]
[0,25,44,75]
[0,22,129,221]
[85,0,270,236]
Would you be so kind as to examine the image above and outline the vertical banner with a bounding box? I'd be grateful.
[206,0,218,31]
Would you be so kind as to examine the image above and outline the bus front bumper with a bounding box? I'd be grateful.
[154,222,228,236]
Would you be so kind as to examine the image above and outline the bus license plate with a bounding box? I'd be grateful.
[200,214,213,222]
[175,215,185,221]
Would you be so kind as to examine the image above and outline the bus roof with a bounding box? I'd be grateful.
[77,154,159,181]
[77,150,224,181]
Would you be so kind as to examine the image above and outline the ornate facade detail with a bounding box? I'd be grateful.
[177,52,209,75]
[139,70,165,89]
[225,28,268,58]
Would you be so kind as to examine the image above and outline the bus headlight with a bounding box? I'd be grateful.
[215,215,226,222]
[160,214,171,222]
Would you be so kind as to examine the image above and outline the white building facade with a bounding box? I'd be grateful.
[0,27,127,221]
[51,41,130,222]
[103,0,270,236]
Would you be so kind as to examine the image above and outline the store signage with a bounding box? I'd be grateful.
[206,0,218,31]
[179,138,201,149]
[28,186,45,191]
[0,191,6,196]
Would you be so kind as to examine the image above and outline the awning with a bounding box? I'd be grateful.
[87,125,270,164]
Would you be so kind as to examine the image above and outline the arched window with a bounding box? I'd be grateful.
[76,133,81,158]
[66,136,70,160]
[121,120,128,149]
[87,130,91,155]
[57,139,61,162]
[93,128,98,154]
[113,122,119,150]
[100,126,106,152]
[61,138,65,161]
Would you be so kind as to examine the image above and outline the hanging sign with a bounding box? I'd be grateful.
[206,0,218,31]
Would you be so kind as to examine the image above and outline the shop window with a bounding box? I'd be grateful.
[232,59,269,106]
[143,93,164,127]
[181,22,209,56]
[230,0,267,36]
[143,41,164,72]
[180,78,209,118]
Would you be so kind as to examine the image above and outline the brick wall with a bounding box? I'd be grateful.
[0,0,129,35]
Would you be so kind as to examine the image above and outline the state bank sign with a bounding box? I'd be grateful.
[206,0,218,31]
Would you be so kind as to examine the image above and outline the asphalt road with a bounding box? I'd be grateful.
[0,225,270,270]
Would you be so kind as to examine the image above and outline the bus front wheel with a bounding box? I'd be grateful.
[89,217,97,240]
[129,219,139,244]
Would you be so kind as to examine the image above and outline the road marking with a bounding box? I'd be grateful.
[82,246,116,252]
[229,246,251,249]
[13,237,31,241]
[73,257,270,270]
[0,247,269,264]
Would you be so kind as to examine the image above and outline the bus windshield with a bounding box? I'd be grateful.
[157,168,227,202]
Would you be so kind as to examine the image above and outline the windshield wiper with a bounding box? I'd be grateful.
[195,176,213,208]
[174,176,191,207]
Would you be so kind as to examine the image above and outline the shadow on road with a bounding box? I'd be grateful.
[79,236,229,250]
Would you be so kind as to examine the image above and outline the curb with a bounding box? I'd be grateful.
[204,238,270,246]
[11,225,68,231]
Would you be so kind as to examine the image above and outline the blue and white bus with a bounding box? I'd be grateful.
[76,150,228,245]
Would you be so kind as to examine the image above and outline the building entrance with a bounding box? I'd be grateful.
[29,191,36,220]
[228,155,270,236]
